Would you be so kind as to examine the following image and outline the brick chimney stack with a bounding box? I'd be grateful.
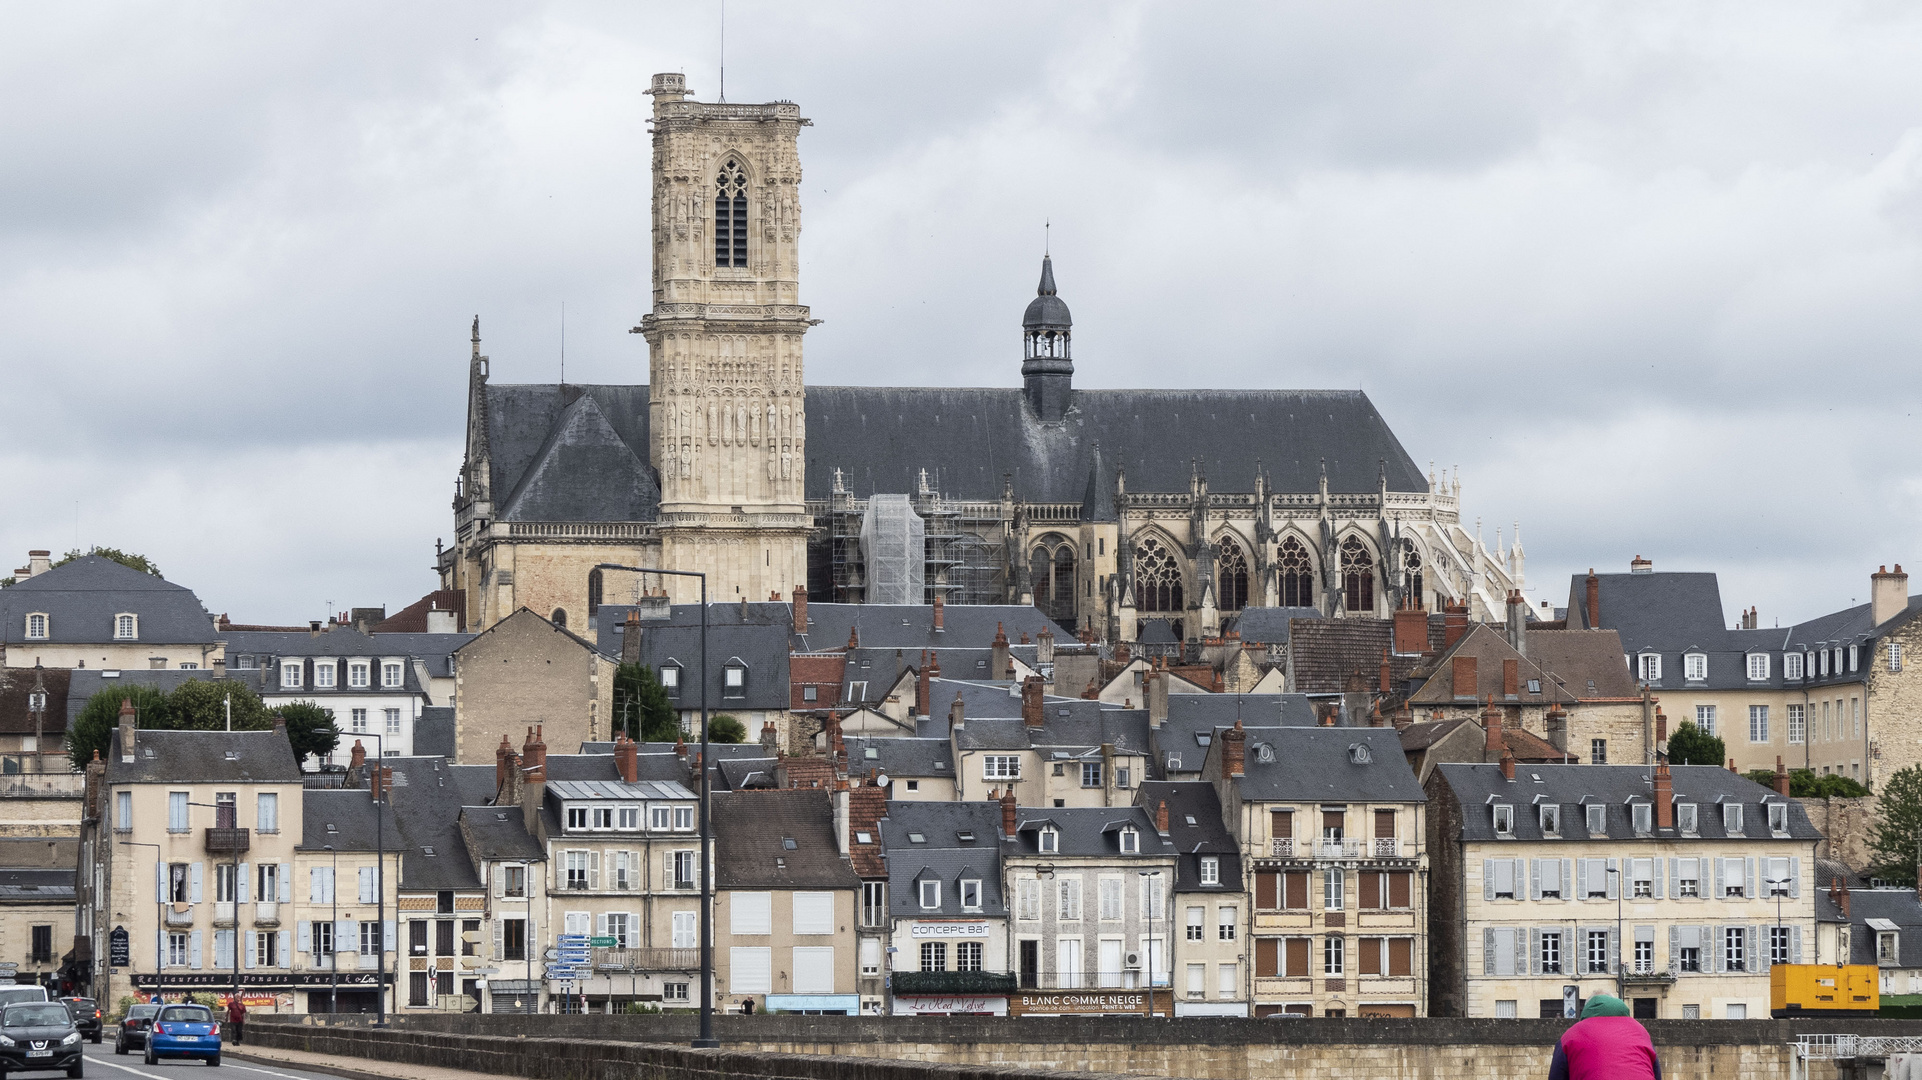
[992,624,1011,684]
[495,735,513,792]
[949,693,966,733]
[1654,707,1667,747]
[615,733,639,783]
[1036,625,1054,664]
[371,764,393,801]
[1483,696,1504,763]
[350,739,367,771]
[846,626,859,651]
[1370,702,1386,727]
[1393,702,1413,731]
[1021,676,1045,727]
[1585,570,1601,629]
[1873,565,1909,628]
[999,787,1017,838]
[916,651,932,716]
[1774,756,1790,797]
[1147,670,1170,729]
[758,721,779,755]
[1502,658,1519,699]
[792,587,809,635]
[1081,680,1099,700]
[1545,704,1568,755]
[522,725,547,775]
[1379,649,1392,694]
[929,651,941,683]
[932,593,944,631]
[1654,757,1673,829]
[1393,595,1427,655]
[621,609,642,664]
[1223,718,1246,778]
[1156,799,1170,836]
[1443,602,1469,651]
[1500,747,1515,781]
[1506,590,1527,657]
[117,698,136,762]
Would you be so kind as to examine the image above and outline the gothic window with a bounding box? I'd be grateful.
[551,608,568,629]
[1340,537,1375,613]
[1134,537,1184,613]
[1030,542,1076,625]
[587,568,604,615]
[1278,537,1314,608]
[713,160,748,268]
[1399,539,1422,604]
[1030,548,1052,607]
[1216,541,1250,612]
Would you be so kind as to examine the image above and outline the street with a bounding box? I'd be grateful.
[54,1037,348,1080]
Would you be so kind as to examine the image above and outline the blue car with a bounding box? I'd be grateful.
[142,1005,220,1067]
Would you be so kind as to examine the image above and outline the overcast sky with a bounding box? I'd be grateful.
[4,2,1919,628]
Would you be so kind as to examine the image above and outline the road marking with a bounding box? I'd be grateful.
[223,1062,327,1080]
[87,1053,191,1080]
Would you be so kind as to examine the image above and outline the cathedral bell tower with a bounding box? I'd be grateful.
[1021,256,1073,421]
[634,73,812,601]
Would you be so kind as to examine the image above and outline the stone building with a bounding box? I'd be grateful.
[450,609,614,765]
[882,800,1012,1016]
[436,75,1530,645]
[1138,780,1249,1017]
[1,555,225,671]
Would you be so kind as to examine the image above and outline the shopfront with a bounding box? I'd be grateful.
[1007,989,1173,1017]
[764,993,859,1015]
[130,972,391,1014]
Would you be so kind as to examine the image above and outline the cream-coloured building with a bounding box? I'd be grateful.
[1140,781,1249,1017]
[1205,723,1429,1018]
[1427,760,1821,1020]
[451,609,615,766]
[1,554,225,671]
[712,789,861,1014]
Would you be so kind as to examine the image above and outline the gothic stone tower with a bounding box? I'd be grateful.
[635,73,811,603]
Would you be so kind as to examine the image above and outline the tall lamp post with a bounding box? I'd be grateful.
[1138,870,1163,1018]
[1605,866,1623,1000]
[1767,875,1791,970]
[187,801,243,1008]
[323,846,338,1012]
[118,842,164,1001]
[595,564,712,1048]
[353,732,391,1027]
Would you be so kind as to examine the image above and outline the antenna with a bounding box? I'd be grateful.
[718,0,726,102]
[560,301,566,385]
[1045,219,1050,256]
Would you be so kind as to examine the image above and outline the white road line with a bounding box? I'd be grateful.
[86,1052,186,1080]
[221,1061,327,1080]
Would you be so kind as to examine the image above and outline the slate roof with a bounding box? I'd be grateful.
[1525,629,1640,700]
[0,556,218,647]
[65,669,217,728]
[790,653,845,712]
[225,629,471,679]
[459,806,546,863]
[1228,607,1322,646]
[1431,763,1823,843]
[0,666,69,736]
[106,729,302,784]
[793,603,1069,653]
[844,736,953,780]
[950,696,1153,757]
[379,758,500,890]
[414,707,455,758]
[1006,804,1173,859]
[1288,618,1430,694]
[846,781,889,878]
[880,801,1008,918]
[1153,695,1313,774]
[597,606,791,711]
[713,789,859,889]
[1225,727,1425,804]
[0,868,75,904]
[299,788,407,853]
[1847,889,1922,966]
[481,384,657,523]
[1136,781,1243,893]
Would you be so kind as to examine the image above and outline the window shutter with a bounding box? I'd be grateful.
[596,913,609,937]
[1652,858,1663,899]
[1256,872,1277,910]
[1715,926,1727,973]
[245,932,257,970]
[1389,871,1411,909]
[1793,926,1803,964]
[340,919,357,959]
[1483,860,1495,902]
[1790,857,1801,898]
[384,919,396,952]
[155,862,165,904]
[298,921,311,954]
[1522,928,1536,976]
[278,930,290,966]
[189,861,204,903]
[589,852,601,890]
[1669,925,1680,975]
[360,867,376,904]
[1750,925,1761,972]
[1669,858,1679,895]
[1255,938,1278,977]
[666,851,678,882]
[1529,860,1541,901]
[1605,859,1619,900]
[1714,858,1725,899]
[1608,925,1619,975]
[1747,858,1758,896]
[190,930,203,970]
[1560,859,1574,900]
[311,868,323,903]
[1483,928,1496,975]
[1359,937,1381,976]
[238,863,250,904]
[279,863,292,903]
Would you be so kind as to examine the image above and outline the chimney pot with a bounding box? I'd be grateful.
[1500,747,1515,781]
[1872,564,1910,628]
[1774,755,1790,798]
[1586,570,1601,629]
[1223,718,1246,778]
[1000,787,1017,838]
[792,587,809,635]
[1654,758,1674,829]
[931,592,944,631]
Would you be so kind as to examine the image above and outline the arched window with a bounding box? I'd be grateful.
[1278,537,1314,608]
[1216,541,1250,612]
[714,161,748,268]
[1399,539,1422,605]
[1340,537,1375,613]
[587,568,604,615]
[1134,537,1184,613]
[552,608,568,629]
[1052,545,1076,623]
[1030,548,1052,607]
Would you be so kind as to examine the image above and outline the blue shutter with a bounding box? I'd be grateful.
[237,863,250,904]
[297,920,311,955]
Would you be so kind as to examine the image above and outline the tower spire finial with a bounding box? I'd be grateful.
[1045,219,1050,257]
[471,315,480,359]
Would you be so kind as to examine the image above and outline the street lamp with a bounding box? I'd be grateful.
[1604,866,1623,998]
[595,564,713,1048]
[1138,870,1163,1018]
[186,801,242,1009]
[118,842,164,1001]
[323,846,337,1013]
[1767,876,1791,970]
[353,732,392,1027]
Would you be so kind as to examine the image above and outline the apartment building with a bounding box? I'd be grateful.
[224,627,470,763]
[1138,780,1248,1017]
[1205,723,1429,1017]
[945,678,1150,809]
[1426,760,1821,1020]
[1,555,226,671]
[712,788,861,1014]
[883,800,1012,1016]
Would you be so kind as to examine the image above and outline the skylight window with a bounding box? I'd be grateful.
[908,832,926,844]
[782,837,797,850]
[855,831,873,844]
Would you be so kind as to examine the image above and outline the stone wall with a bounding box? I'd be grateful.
[249,1013,1906,1080]
[1797,795,1878,870]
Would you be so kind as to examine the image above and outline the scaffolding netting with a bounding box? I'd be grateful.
[860,494,925,605]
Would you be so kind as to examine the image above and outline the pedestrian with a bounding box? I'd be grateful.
[226,995,247,1046]
[1548,994,1661,1080]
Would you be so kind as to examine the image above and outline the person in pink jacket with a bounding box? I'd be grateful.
[1548,994,1662,1080]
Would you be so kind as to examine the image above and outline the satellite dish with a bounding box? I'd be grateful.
[876,773,891,787]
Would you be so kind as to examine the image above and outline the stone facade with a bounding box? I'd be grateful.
[1867,614,1922,789]
[451,609,614,766]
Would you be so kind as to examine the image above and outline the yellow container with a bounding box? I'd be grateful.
[1771,964,1879,1016]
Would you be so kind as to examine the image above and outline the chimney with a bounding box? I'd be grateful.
[1833,877,1850,919]
[1081,680,1098,700]
[929,651,941,683]
[309,620,323,636]
[1654,757,1673,829]
[948,693,965,733]
[272,712,286,742]
[350,739,367,771]
[1500,747,1515,781]
[931,592,944,632]
[916,651,931,716]
[1147,671,1169,729]
[1223,718,1246,778]
[1036,625,1054,664]
[1483,697,1504,763]
[1393,702,1413,731]
[991,623,1011,683]
[1370,702,1385,727]
[1021,676,1045,727]
[673,735,687,760]
[1505,590,1527,657]
[621,609,642,665]
[1443,602,1469,650]
[117,698,136,762]
[1502,658,1519,699]
[1654,706,1668,747]
[759,721,779,755]
[1155,799,1170,836]
[616,733,640,783]
[522,725,548,776]
[1585,570,1601,629]
[1379,649,1392,694]
[1728,758,1738,773]
[25,550,51,578]
[495,734,513,792]
[370,764,392,801]
[999,787,1017,838]
[824,710,844,752]
[1873,565,1909,628]
[1545,704,1568,754]
[521,749,546,837]
[846,625,859,650]
[1318,703,1336,727]
[1630,555,1653,575]
[1393,595,1427,655]
[1774,756,1790,798]
[1451,655,1478,699]
[792,587,809,634]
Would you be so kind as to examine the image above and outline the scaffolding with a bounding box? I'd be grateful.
[815,470,1012,605]
[860,495,925,605]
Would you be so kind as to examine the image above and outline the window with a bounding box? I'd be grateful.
[1538,860,1563,899]
[564,850,590,889]
[1100,878,1124,921]
[1057,877,1082,921]
[593,807,615,830]
[1584,859,1610,898]
[1278,536,1314,607]
[1631,858,1653,898]
[1133,536,1184,612]
[1892,642,1904,673]
[316,663,336,688]
[1749,705,1770,743]
[281,661,302,689]
[348,662,370,688]
[1788,704,1805,745]
[1747,653,1770,681]
[672,850,696,889]
[1632,803,1651,835]
[385,708,401,735]
[1187,962,1206,997]
[1218,907,1236,942]
[351,708,368,734]
[168,932,189,967]
[1696,705,1716,737]
[661,665,681,695]
[1590,739,1607,765]
[1724,803,1744,836]
[503,865,526,898]
[919,879,940,910]
[1724,927,1746,972]
[1586,930,1609,974]
[25,613,47,639]
[1723,858,1746,898]
[1539,804,1560,835]
[983,755,1020,780]
[671,912,695,950]
[1492,804,1514,836]
[1676,858,1700,897]
[1200,856,1220,885]
[1785,652,1804,680]
[1634,936,1654,974]
[802,685,817,702]
[115,791,132,831]
[313,920,334,959]
[1119,828,1139,854]
[723,664,746,698]
[714,159,748,268]
[1217,541,1251,612]
[1769,926,1792,967]
[1324,935,1345,976]
[168,791,189,833]
[957,940,983,972]
[1539,931,1562,975]
[617,806,639,830]
[1039,828,1059,854]
[1490,859,1517,900]
[960,879,982,911]
[1685,653,1707,681]
[1638,653,1661,682]
[1678,804,1698,834]
[612,850,634,889]
[1586,803,1606,834]
[1081,761,1103,788]
[1850,645,1859,672]
[675,806,694,830]
[1880,932,1899,963]
[1187,906,1205,942]
[1679,944,1702,973]
[215,862,236,903]
[1338,537,1375,612]
[116,614,137,640]
[649,806,672,830]
[1323,869,1345,911]
[358,921,381,956]
[566,807,588,830]
[919,941,947,972]
[500,918,527,961]
[663,982,689,1001]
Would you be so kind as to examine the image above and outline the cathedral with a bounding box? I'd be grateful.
[439,73,1527,642]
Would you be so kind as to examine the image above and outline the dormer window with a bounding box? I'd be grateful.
[960,879,982,911]
[1539,805,1560,835]
[1119,827,1140,854]
[661,664,682,696]
[280,661,303,689]
[115,614,138,640]
[1491,804,1514,836]
[918,879,941,910]
[1632,803,1652,835]
[1768,802,1789,834]
[1723,803,1744,836]
[24,614,48,640]
[723,662,747,699]
[1586,804,1606,834]
[1785,652,1805,680]
[1684,653,1707,681]
[1638,653,1661,682]
[348,661,370,688]
[1039,828,1059,854]
[1747,653,1771,681]
[315,663,336,689]
[381,662,403,688]
[1677,803,1698,834]
[566,806,588,830]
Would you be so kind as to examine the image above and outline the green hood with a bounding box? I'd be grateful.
[1581,994,1631,1018]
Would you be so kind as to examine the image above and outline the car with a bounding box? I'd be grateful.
[112,1005,160,1055]
[54,1001,99,1045]
[0,1001,85,1078]
[0,989,48,1012]
[142,1004,220,1068]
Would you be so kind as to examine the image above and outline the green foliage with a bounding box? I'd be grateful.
[168,679,272,730]
[708,714,747,743]
[1666,720,1726,768]
[612,663,681,742]
[67,685,172,770]
[1746,768,1872,798]
[274,701,341,765]
[1871,765,1922,884]
[623,1002,662,1014]
[56,546,162,578]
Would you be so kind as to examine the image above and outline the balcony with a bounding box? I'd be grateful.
[164,905,196,927]
[1271,838,1294,857]
[1621,968,1677,987]
[891,970,1018,996]
[205,827,250,855]
[1268,838,1408,861]
[592,947,700,972]
[254,902,280,926]
[214,902,235,927]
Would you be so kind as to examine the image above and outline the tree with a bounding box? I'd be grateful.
[612,663,681,743]
[273,702,340,766]
[1666,720,1726,768]
[708,715,747,744]
[1745,768,1871,798]
[66,686,171,770]
[1871,765,1922,884]
[55,546,162,578]
[167,679,273,731]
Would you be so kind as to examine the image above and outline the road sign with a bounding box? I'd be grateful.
[588,936,617,948]
[542,948,558,962]
[558,934,590,945]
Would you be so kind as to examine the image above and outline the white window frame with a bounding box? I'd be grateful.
[1890,642,1903,673]
[281,661,303,689]
[1696,705,1716,737]
[25,613,48,640]
[1119,828,1139,854]
[381,662,403,688]
[1788,704,1805,745]
[919,879,941,910]
[1684,653,1707,681]
[347,661,370,688]
[1747,653,1771,682]
[385,708,401,735]
[1724,803,1744,836]
[1749,705,1770,744]
[1199,856,1220,885]
[1785,652,1805,680]
[1677,803,1698,834]
[1638,653,1661,682]
[960,879,982,912]
[1492,804,1514,836]
[983,755,1021,780]
[674,806,694,830]
[315,663,336,689]
[115,613,138,640]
